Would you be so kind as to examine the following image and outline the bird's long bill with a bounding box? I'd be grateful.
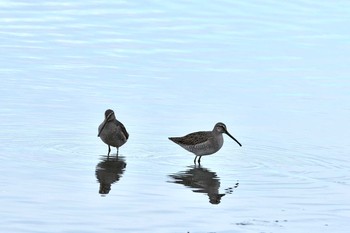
[225,130,242,147]
[97,120,108,137]
[97,112,113,137]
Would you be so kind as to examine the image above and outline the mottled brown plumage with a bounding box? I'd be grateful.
[170,131,212,145]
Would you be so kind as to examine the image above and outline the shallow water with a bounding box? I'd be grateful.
[1,0,350,232]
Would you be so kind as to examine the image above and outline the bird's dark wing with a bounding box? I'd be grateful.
[169,131,211,145]
[119,122,129,140]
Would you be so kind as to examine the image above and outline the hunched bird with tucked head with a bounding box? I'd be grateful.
[98,109,129,156]
[168,122,242,164]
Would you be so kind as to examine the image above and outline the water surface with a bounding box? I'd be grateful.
[1,1,350,232]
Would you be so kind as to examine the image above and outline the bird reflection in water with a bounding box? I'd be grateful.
[168,165,239,204]
[95,155,126,195]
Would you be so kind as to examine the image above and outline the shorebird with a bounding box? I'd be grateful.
[98,109,129,156]
[168,122,242,164]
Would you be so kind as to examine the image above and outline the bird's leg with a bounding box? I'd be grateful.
[198,156,202,164]
[116,147,119,158]
[107,145,111,157]
[194,155,198,164]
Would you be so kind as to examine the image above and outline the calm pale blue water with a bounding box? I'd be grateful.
[1,1,350,232]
